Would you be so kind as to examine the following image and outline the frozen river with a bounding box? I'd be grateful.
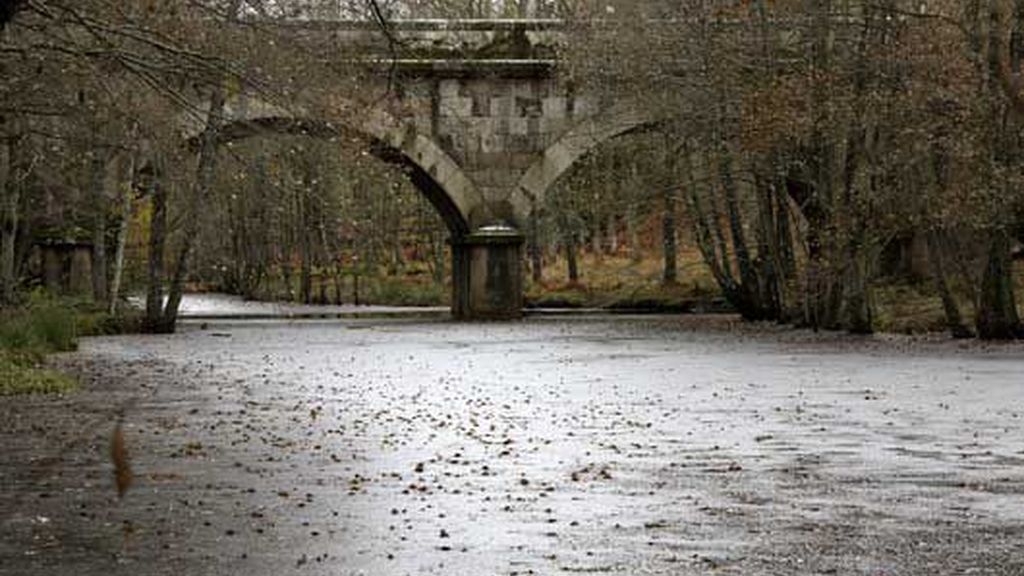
[2,314,1023,575]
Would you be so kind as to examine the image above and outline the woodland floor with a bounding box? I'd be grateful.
[2,315,1024,575]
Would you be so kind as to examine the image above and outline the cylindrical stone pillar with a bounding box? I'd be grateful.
[451,225,524,320]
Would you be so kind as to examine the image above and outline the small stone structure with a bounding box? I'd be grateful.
[37,240,93,296]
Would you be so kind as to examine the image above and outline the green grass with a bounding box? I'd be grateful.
[1,299,78,354]
[0,350,77,397]
[526,250,721,311]
[0,291,141,397]
[873,261,1024,335]
[237,262,449,308]
[872,283,950,335]
[0,296,80,396]
[371,276,447,307]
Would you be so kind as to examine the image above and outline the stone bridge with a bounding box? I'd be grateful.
[207,20,653,319]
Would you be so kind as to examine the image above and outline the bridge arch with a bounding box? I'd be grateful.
[198,103,480,237]
[511,104,659,219]
[187,99,527,319]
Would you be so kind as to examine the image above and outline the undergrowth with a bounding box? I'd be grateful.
[0,350,77,396]
[0,291,141,396]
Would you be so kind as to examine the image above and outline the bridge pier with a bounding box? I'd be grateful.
[451,226,524,320]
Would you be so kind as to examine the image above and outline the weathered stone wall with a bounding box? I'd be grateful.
[205,20,656,319]
[399,74,583,227]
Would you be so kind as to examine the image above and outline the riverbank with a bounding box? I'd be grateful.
[206,252,1024,336]
[0,294,139,396]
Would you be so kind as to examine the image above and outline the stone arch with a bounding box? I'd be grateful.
[200,102,479,237]
[511,104,659,220]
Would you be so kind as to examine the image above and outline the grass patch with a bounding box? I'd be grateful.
[370,276,447,307]
[1,298,79,354]
[75,307,143,337]
[236,264,449,308]
[873,283,949,335]
[874,261,1024,335]
[0,292,142,396]
[527,251,722,311]
[1,298,80,397]
[0,351,77,396]
[0,292,142,397]
[527,286,590,309]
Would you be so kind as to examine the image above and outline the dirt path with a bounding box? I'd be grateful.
[2,316,1023,575]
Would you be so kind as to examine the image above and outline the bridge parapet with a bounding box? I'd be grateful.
[283,19,565,72]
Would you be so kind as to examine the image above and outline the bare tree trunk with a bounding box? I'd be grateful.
[224,182,242,294]
[774,186,797,292]
[0,25,18,306]
[661,132,679,284]
[661,185,678,285]
[317,208,331,305]
[787,169,829,330]
[836,140,874,334]
[352,271,361,305]
[385,188,402,276]
[333,262,344,305]
[389,221,403,276]
[719,152,755,296]
[89,153,110,304]
[565,229,579,285]
[590,215,602,259]
[162,84,227,331]
[626,162,641,262]
[803,0,837,330]
[840,235,873,334]
[686,145,738,299]
[688,189,728,290]
[529,208,543,283]
[144,166,167,331]
[300,253,312,304]
[607,214,618,254]
[109,147,137,315]
[976,229,1022,339]
[0,134,16,306]
[926,231,972,338]
[299,188,312,305]
[754,174,782,319]
[280,260,293,301]
[159,0,241,330]
[433,229,446,286]
[627,199,640,262]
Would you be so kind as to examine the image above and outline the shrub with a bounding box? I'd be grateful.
[373,279,447,307]
[0,296,78,353]
[0,314,36,351]
[30,302,78,352]
[75,309,143,337]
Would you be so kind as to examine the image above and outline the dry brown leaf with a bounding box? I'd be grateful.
[111,420,134,498]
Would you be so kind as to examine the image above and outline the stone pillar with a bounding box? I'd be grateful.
[68,247,93,296]
[42,247,63,293]
[451,226,524,320]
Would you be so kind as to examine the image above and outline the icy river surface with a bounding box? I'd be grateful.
[2,313,1023,575]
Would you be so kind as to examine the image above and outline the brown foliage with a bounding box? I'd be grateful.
[111,419,133,499]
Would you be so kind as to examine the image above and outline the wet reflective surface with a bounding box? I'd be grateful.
[129,293,448,319]
[2,315,1023,575]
